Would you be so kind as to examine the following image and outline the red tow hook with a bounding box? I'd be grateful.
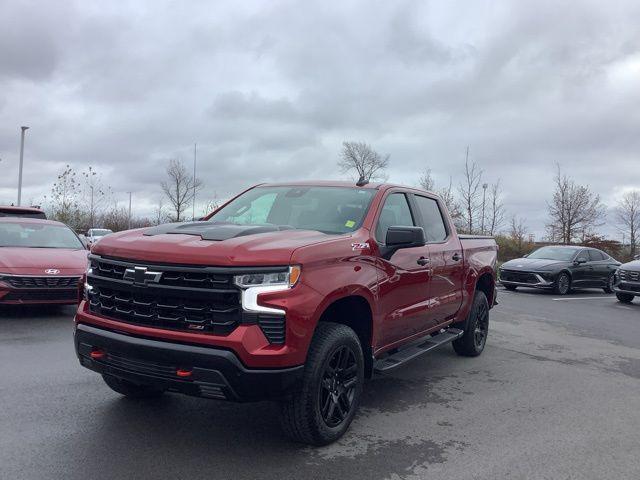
[176,368,193,378]
[90,348,106,360]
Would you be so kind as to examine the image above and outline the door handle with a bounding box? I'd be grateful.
[417,257,430,266]
[452,252,462,262]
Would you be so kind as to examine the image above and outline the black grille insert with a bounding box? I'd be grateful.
[500,270,539,284]
[3,276,80,289]
[87,256,244,335]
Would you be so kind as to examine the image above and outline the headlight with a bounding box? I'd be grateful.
[234,266,301,289]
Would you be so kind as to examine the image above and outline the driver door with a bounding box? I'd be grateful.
[375,192,432,348]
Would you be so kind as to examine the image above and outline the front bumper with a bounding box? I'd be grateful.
[613,281,640,297]
[499,272,554,289]
[75,323,304,402]
[0,287,78,304]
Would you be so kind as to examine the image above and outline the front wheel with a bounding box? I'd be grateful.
[453,290,489,357]
[616,292,634,304]
[554,272,571,295]
[603,273,615,294]
[280,322,364,445]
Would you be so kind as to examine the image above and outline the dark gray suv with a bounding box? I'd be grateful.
[614,258,640,303]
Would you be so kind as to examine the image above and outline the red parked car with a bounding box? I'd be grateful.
[0,218,88,304]
[75,181,497,444]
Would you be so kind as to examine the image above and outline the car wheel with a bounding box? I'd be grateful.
[616,292,634,304]
[603,273,615,294]
[102,375,165,399]
[453,290,489,357]
[554,272,571,295]
[504,284,517,291]
[280,322,364,445]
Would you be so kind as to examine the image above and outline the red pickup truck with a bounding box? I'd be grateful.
[75,181,497,445]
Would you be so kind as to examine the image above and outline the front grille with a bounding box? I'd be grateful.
[618,269,640,282]
[105,352,177,377]
[3,276,80,288]
[3,289,77,301]
[500,270,538,284]
[87,255,244,335]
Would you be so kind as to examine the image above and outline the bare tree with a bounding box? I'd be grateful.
[201,193,221,218]
[338,141,389,182]
[457,148,483,234]
[161,159,203,222]
[487,180,505,235]
[419,168,435,191]
[81,166,112,229]
[616,190,640,258]
[546,164,605,244]
[153,197,168,226]
[509,215,528,252]
[47,164,82,228]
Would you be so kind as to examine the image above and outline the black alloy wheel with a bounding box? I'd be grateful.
[474,300,489,350]
[555,272,571,295]
[319,345,358,428]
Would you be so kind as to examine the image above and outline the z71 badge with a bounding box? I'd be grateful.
[351,242,370,251]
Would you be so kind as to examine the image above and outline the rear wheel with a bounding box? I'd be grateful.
[616,292,634,304]
[554,272,571,295]
[102,375,165,399]
[453,291,489,357]
[603,273,615,294]
[280,322,364,445]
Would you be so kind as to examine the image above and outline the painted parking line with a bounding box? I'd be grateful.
[552,296,615,301]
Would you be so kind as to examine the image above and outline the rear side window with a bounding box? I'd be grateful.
[375,193,414,243]
[588,250,605,261]
[413,195,447,242]
[576,250,589,262]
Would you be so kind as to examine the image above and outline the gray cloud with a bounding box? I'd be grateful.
[1,0,639,237]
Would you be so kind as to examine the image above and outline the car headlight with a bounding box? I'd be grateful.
[234,266,301,315]
[234,266,301,289]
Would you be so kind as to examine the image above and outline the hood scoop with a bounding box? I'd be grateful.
[143,221,294,241]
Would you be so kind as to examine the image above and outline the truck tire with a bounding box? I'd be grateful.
[554,272,571,295]
[280,322,364,446]
[452,291,489,357]
[616,292,634,304]
[102,375,165,399]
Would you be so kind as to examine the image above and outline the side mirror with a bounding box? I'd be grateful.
[385,226,426,249]
[574,258,587,265]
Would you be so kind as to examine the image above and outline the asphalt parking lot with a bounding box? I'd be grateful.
[1,288,639,480]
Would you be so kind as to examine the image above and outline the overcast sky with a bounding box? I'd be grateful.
[1,0,639,238]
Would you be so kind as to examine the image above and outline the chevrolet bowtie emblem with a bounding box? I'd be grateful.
[124,266,163,285]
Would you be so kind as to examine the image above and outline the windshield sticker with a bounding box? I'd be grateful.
[345,220,356,228]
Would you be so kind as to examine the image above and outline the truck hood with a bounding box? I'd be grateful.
[92,223,341,266]
[0,247,88,275]
[501,257,568,271]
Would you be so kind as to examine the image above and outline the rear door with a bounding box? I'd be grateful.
[410,193,464,328]
[587,249,610,286]
[374,191,432,346]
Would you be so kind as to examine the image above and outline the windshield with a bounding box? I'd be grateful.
[0,222,84,249]
[208,186,376,234]
[527,246,580,261]
[90,229,112,236]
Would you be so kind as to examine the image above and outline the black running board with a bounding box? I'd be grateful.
[373,328,464,373]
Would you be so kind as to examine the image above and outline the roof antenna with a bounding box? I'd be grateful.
[356,175,369,187]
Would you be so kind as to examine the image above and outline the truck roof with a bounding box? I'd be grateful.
[256,180,433,195]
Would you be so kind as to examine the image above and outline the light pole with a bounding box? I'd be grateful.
[18,126,29,206]
[127,192,132,230]
[481,183,488,235]
[192,143,197,221]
